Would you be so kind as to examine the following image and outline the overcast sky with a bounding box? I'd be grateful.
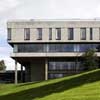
[0,0,100,70]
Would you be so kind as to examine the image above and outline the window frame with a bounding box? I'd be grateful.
[49,28,52,40]
[55,28,61,40]
[80,28,86,40]
[90,28,93,40]
[68,28,74,40]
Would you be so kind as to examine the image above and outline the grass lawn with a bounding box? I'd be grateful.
[0,69,100,100]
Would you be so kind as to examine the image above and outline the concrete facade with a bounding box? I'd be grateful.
[7,19,100,83]
[7,20,100,43]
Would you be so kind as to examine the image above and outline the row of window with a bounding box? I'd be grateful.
[48,62,81,71]
[48,61,84,79]
[8,27,98,40]
[14,43,100,53]
[48,73,65,79]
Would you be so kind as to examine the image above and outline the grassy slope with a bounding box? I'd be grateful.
[0,69,100,100]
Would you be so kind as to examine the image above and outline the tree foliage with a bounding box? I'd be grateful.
[81,49,99,70]
[0,60,6,71]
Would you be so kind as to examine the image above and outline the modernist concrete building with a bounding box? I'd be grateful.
[7,19,100,83]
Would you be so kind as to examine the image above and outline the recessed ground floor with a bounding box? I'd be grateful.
[13,57,97,83]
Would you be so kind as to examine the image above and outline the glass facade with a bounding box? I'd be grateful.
[68,28,74,40]
[48,73,65,79]
[14,43,100,53]
[17,44,44,52]
[48,61,81,71]
[80,28,86,40]
[24,28,30,40]
[48,61,82,79]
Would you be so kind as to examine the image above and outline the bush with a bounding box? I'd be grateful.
[81,49,99,70]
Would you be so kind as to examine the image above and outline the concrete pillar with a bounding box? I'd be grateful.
[15,61,18,84]
[21,65,23,82]
[25,66,31,82]
[45,59,48,80]
[25,66,28,82]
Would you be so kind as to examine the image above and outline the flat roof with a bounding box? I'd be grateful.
[8,18,100,22]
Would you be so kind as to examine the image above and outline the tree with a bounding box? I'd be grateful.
[0,60,6,71]
[81,49,99,70]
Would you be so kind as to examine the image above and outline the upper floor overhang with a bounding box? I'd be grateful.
[10,52,100,58]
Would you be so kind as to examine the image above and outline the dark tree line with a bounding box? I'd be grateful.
[0,60,6,71]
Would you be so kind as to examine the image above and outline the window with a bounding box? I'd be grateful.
[56,28,61,40]
[7,28,11,40]
[90,28,93,40]
[49,28,52,40]
[68,28,74,40]
[13,45,18,53]
[80,28,86,40]
[16,44,100,53]
[99,28,100,40]
[18,44,44,52]
[37,28,42,40]
[48,61,77,71]
[24,28,30,40]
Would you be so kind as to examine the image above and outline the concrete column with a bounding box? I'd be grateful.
[45,59,48,80]
[25,66,28,82]
[15,61,18,84]
[25,65,31,82]
[21,65,23,82]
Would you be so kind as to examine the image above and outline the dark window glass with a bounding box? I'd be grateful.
[7,28,11,40]
[90,28,93,40]
[49,28,52,40]
[62,44,74,52]
[68,28,74,40]
[79,44,94,52]
[99,28,100,40]
[37,28,42,40]
[56,28,61,40]
[18,44,44,52]
[49,44,55,52]
[48,73,64,79]
[24,28,30,40]
[16,44,100,53]
[55,44,62,52]
[48,61,81,71]
[80,28,86,40]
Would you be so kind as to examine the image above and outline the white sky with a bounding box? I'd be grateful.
[0,0,100,70]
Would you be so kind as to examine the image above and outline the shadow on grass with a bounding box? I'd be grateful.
[17,81,43,87]
[0,69,100,100]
